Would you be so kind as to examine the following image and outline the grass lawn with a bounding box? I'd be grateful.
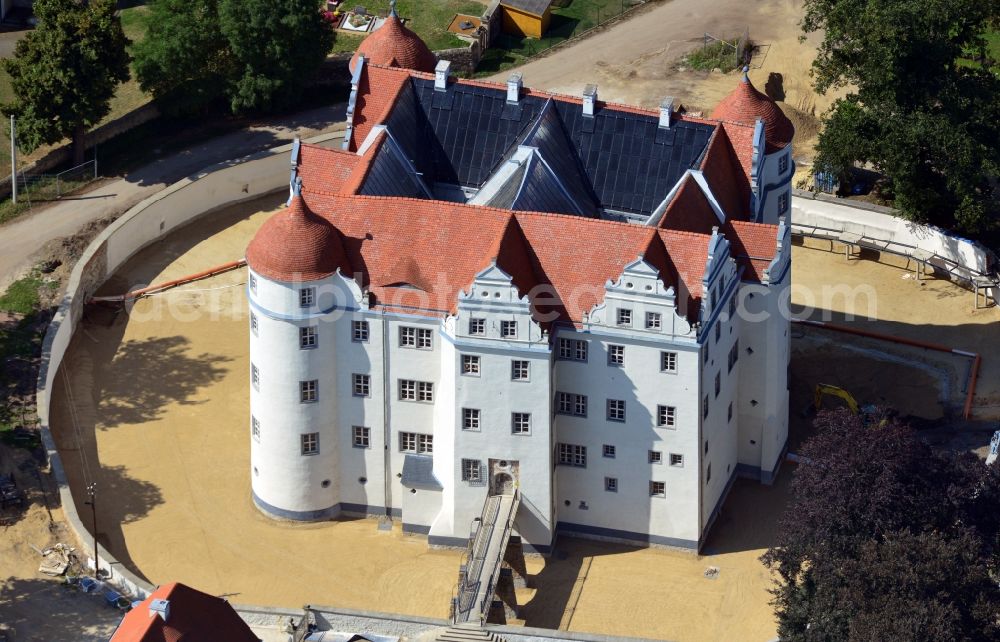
[340,0,485,52]
[475,0,645,76]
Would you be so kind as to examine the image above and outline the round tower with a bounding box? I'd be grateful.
[349,1,437,73]
[711,67,795,224]
[244,188,347,520]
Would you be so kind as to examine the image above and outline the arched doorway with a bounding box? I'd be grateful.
[493,472,514,496]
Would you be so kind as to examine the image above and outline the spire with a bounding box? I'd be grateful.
[389,0,398,18]
[741,65,750,83]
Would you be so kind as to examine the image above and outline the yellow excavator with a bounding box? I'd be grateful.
[813,384,889,428]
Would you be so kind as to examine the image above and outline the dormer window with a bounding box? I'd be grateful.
[616,308,632,327]
[469,318,485,335]
[501,320,517,338]
[646,312,661,329]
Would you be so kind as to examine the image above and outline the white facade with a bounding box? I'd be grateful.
[248,221,791,553]
[750,118,796,225]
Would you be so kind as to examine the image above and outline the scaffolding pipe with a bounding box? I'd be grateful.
[88,259,246,303]
[792,318,982,420]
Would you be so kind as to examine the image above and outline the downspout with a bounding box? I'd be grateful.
[381,307,393,518]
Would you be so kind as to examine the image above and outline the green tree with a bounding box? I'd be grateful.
[3,0,130,165]
[218,0,334,113]
[803,0,1000,239]
[136,0,333,115]
[762,409,1000,640]
[132,0,233,114]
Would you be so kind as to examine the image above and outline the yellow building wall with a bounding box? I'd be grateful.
[501,5,551,39]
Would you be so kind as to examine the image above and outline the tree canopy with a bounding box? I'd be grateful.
[762,409,1000,641]
[803,0,1000,240]
[3,0,130,164]
[134,0,334,115]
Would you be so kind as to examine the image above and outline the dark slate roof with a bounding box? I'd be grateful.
[513,152,590,216]
[358,132,429,199]
[401,454,442,490]
[483,161,528,210]
[360,75,714,217]
[501,0,552,16]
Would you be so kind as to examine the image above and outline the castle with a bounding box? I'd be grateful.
[244,11,794,553]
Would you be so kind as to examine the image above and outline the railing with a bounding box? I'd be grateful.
[17,159,98,202]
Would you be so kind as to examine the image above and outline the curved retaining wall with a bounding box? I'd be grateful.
[34,131,343,599]
[792,189,998,303]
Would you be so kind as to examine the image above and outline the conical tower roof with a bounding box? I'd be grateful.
[711,68,794,154]
[349,4,436,74]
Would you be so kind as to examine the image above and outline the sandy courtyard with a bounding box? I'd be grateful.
[46,195,998,641]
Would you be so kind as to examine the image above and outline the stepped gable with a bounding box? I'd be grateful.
[711,69,794,154]
[245,194,351,282]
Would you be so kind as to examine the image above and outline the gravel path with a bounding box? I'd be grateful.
[0,104,347,292]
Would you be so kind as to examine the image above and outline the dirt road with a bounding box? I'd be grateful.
[0,105,346,292]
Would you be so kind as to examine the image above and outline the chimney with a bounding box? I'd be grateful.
[582,84,597,118]
[506,72,523,104]
[659,97,675,128]
[149,598,170,622]
[434,60,451,91]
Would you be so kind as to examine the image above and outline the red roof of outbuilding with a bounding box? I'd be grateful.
[109,582,258,642]
[349,14,437,75]
[711,72,794,154]
[245,194,351,282]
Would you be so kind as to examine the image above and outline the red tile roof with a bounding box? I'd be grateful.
[297,143,360,192]
[725,220,779,282]
[109,582,257,642]
[246,194,351,282]
[349,15,437,75]
[711,73,794,153]
[348,65,409,152]
[659,174,718,235]
[699,126,752,219]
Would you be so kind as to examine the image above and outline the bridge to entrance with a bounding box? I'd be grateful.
[452,489,520,624]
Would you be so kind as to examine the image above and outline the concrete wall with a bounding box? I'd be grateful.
[791,190,997,296]
[34,130,344,599]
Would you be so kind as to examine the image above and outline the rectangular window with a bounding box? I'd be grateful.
[602,444,616,458]
[661,351,677,373]
[715,372,721,398]
[461,354,480,376]
[703,395,709,419]
[462,408,480,431]
[616,308,632,327]
[779,192,789,214]
[511,360,529,381]
[557,443,587,467]
[352,426,370,448]
[729,296,737,321]
[462,459,481,482]
[393,380,432,402]
[605,477,618,492]
[606,399,626,422]
[715,322,721,343]
[400,326,433,349]
[251,416,260,442]
[646,311,661,329]
[251,363,259,390]
[299,287,315,308]
[650,481,665,497]
[607,344,625,366]
[649,450,662,464]
[707,463,712,484]
[728,402,734,422]
[399,432,433,454]
[728,340,740,372]
[669,453,684,467]
[353,374,370,397]
[512,412,531,435]
[301,432,319,455]
[417,328,432,349]
[469,318,485,335]
[299,326,317,349]
[250,312,258,336]
[705,439,709,455]
[556,392,588,417]
[501,320,517,338]
[558,337,588,361]
[779,153,789,174]
[352,320,369,342]
[657,405,676,428]
[300,380,318,403]
[249,273,257,294]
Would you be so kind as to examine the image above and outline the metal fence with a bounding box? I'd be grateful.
[17,159,99,203]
